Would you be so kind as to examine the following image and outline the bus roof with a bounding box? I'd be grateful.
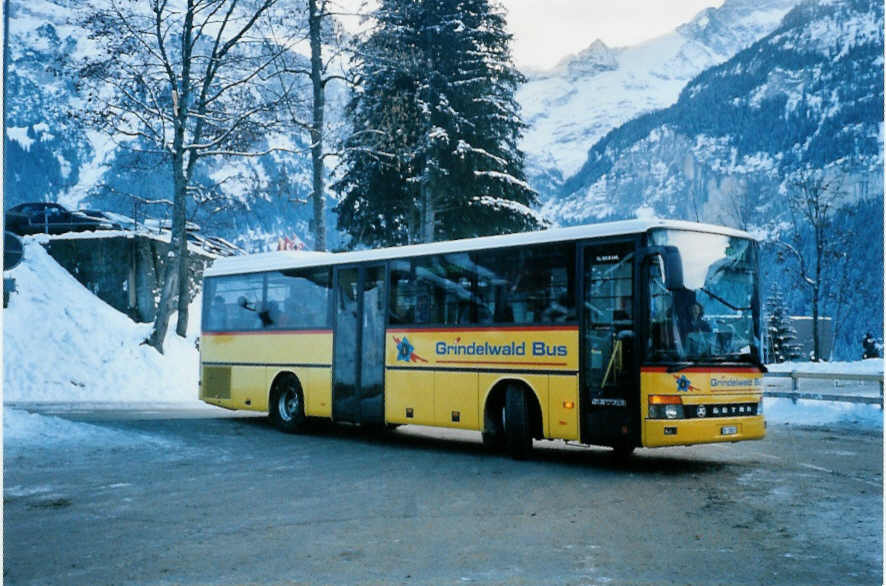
[204,218,756,277]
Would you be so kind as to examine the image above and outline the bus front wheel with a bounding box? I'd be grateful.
[612,441,635,459]
[504,385,532,460]
[270,377,306,433]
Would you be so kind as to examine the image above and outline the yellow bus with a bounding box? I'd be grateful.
[199,219,765,458]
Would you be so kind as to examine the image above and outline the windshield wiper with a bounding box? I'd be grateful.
[700,288,751,311]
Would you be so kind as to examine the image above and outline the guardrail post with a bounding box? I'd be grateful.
[791,372,799,404]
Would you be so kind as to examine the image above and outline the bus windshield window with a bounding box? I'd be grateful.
[647,229,759,363]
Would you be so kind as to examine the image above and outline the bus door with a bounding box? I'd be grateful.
[332,264,387,425]
[580,242,637,444]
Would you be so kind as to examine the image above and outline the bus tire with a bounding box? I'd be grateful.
[612,441,635,459]
[269,376,306,433]
[482,403,505,452]
[504,385,532,460]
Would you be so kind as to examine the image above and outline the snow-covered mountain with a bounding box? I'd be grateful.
[550,0,882,224]
[517,0,801,200]
[543,0,883,359]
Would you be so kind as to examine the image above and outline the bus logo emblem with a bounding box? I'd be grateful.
[676,375,691,392]
[394,336,427,363]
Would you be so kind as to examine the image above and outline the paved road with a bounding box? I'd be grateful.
[4,404,882,584]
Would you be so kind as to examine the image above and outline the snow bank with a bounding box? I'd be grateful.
[766,359,884,375]
[3,238,202,403]
[4,407,176,448]
[764,398,883,430]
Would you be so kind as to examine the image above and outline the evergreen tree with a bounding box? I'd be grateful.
[334,0,542,247]
[765,286,802,363]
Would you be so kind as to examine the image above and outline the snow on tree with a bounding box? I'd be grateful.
[765,285,802,363]
[333,0,544,247]
[76,0,308,352]
[775,167,853,361]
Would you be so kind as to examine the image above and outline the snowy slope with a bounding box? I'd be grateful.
[3,237,202,403]
[517,0,799,197]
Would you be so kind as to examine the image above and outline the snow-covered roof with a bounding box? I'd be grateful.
[204,219,757,277]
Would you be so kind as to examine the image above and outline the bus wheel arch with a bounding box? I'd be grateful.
[269,372,306,433]
[483,379,542,458]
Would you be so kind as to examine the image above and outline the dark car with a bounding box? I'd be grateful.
[5,202,120,235]
[79,210,128,230]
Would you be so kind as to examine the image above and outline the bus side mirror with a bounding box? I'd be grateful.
[638,245,684,290]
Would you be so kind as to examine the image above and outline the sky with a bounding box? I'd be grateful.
[335,0,726,71]
[504,0,725,70]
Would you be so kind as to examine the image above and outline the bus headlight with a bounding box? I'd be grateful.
[648,396,684,419]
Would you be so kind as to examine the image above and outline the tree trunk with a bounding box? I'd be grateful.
[309,0,326,251]
[812,285,820,362]
[175,215,189,337]
[146,257,179,354]
[147,106,189,352]
[146,162,187,352]
[420,175,435,243]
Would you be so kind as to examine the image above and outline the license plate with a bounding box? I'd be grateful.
[721,425,738,436]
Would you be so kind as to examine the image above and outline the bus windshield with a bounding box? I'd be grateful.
[646,229,760,364]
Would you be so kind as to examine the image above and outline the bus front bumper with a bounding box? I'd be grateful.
[643,415,766,448]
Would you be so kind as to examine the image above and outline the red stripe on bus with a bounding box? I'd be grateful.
[202,329,333,336]
[641,366,762,374]
[386,325,578,333]
[437,360,569,367]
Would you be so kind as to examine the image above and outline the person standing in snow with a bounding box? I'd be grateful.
[862,332,880,359]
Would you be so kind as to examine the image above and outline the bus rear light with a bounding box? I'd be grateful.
[562,401,575,409]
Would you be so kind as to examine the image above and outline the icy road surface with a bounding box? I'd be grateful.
[4,406,882,585]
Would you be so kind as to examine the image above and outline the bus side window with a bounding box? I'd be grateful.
[207,294,228,330]
[389,261,415,325]
[472,244,575,325]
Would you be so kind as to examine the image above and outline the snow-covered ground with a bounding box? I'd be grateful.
[767,359,884,375]
[764,358,883,430]
[3,238,882,448]
[764,397,882,430]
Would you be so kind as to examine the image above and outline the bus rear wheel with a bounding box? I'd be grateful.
[270,377,306,433]
[482,403,506,452]
[504,385,532,460]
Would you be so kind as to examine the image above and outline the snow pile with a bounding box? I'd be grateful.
[4,407,176,448]
[764,398,882,430]
[3,237,202,403]
[764,359,883,430]
[767,359,884,375]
